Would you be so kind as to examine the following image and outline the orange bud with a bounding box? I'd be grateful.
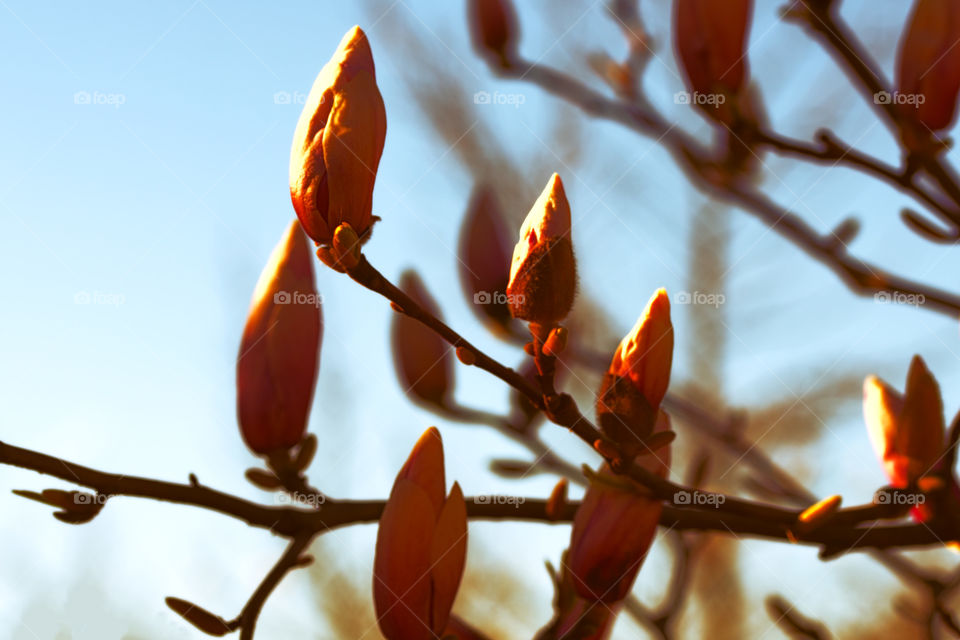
[374,428,468,640]
[458,185,514,333]
[290,26,387,246]
[568,413,670,603]
[674,0,752,122]
[467,0,519,65]
[895,0,960,133]
[236,221,322,455]
[390,272,453,407]
[863,355,945,488]
[598,289,673,454]
[506,173,577,325]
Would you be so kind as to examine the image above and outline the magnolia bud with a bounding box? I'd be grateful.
[896,0,960,135]
[290,26,387,246]
[390,272,453,407]
[506,174,577,325]
[597,289,673,457]
[863,355,945,488]
[458,185,514,333]
[674,0,753,123]
[467,0,519,66]
[568,413,671,603]
[236,221,322,455]
[374,428,468,640]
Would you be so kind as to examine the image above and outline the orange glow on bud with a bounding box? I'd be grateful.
[863,355,945,488]
[598,290,673,454]
[674,0,752,122]
[610,289,673,409]
[236,221,322,455]
[391,272,453,407]
[896,0,960,133]
[290,26,387,246]
[374,428,468,640]
[568,413,671,603]
[506,173,577,325]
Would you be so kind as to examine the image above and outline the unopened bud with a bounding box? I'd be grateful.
[798,494,842,526]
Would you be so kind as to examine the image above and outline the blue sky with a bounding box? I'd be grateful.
[1,1,959,637]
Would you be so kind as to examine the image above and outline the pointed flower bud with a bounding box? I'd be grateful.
[374,428,468,640]
[506,173,577,325]
[674,0,753,122]
[391,272,453,407]
[236,221,322,455]
[568,412,671,603]
[863,355,945,488]
[290,26,387,246]
[459,185,514,333]
[896,0,960,134]
[597,289,673,456]
[467,0,520,66]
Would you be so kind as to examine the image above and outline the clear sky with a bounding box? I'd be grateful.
[2,1,959,638]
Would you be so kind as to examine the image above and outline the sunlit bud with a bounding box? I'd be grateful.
[459,185,514,334]
[236,221,322,455]
[543,326,568,356]
[290,26,387,246]
[467,0,519,66]
[798,495,842,526]
[674,0,753,123]
[863,355,945,488]
[568,413,670,603]
[506,174,577,325]
[374,428,468,640]
[896,0,960,134]
[332,223,361,270]
[391,272,453,408]
[545,478,570,522]
[597,290,673,456]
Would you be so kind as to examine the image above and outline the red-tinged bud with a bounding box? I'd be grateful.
[567,413,671,603]
[236,221,322,455]
[863,355,945,489]
[506,173,577,325]
[674,0,753,123]
[895,0,960,136]
[374,428,468,640]
[390,271,453,407]
[597,289,673,455]
[467,0,519,66]
[458,185,514,334]
[290,26,387,246]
